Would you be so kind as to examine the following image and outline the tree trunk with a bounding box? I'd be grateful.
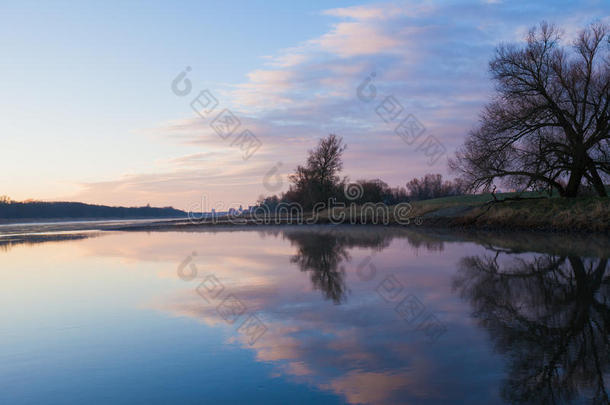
[565,150,586,198]
[587,163,608,197]
[565,169,584,197]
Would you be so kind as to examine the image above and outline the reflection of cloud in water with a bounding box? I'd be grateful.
[150,227,492,405]
[154,282,445,405]
[25,225,607,404]
[325,370,432,405]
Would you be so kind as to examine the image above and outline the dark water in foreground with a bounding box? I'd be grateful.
[0,226,608,404]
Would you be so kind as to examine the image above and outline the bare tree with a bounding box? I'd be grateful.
[287,134,347,208]
[451,22,610,197]
[305,134,346,191]
[406,174,467,200]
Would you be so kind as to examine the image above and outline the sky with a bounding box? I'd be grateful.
[1,0,608,211]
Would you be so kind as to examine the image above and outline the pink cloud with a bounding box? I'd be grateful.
[311,21,402,57]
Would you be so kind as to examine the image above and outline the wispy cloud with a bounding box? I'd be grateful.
[68,0,609,208]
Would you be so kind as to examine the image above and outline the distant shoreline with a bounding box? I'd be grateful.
[0,216,186,226]
[0,200,186,223]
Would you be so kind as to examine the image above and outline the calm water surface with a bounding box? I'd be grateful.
[0,226,608,404]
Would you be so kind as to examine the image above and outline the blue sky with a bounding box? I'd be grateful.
[1,0,608,210]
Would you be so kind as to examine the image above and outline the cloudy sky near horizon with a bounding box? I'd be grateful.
[1,0,608,210]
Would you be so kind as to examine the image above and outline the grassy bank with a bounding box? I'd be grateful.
[412,195,609,232]
[314,193,609,233]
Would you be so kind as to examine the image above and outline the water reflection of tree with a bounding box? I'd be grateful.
[453,253,609,404]
[283,228,396,304]
[288,232,349,304]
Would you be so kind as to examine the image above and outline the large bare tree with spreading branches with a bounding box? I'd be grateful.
[451,22,610,197]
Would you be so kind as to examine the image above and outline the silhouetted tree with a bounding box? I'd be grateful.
[356,179,388,203]
[346,179,409,205]
[256,195,281,211]
[286,134,347,209]
[406,174,467,200]
[451,22,610,197]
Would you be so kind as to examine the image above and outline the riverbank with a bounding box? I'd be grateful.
[111,195,609,234]
[1,195,607,237]
[405,194,610,233]
[313,195,609,233]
